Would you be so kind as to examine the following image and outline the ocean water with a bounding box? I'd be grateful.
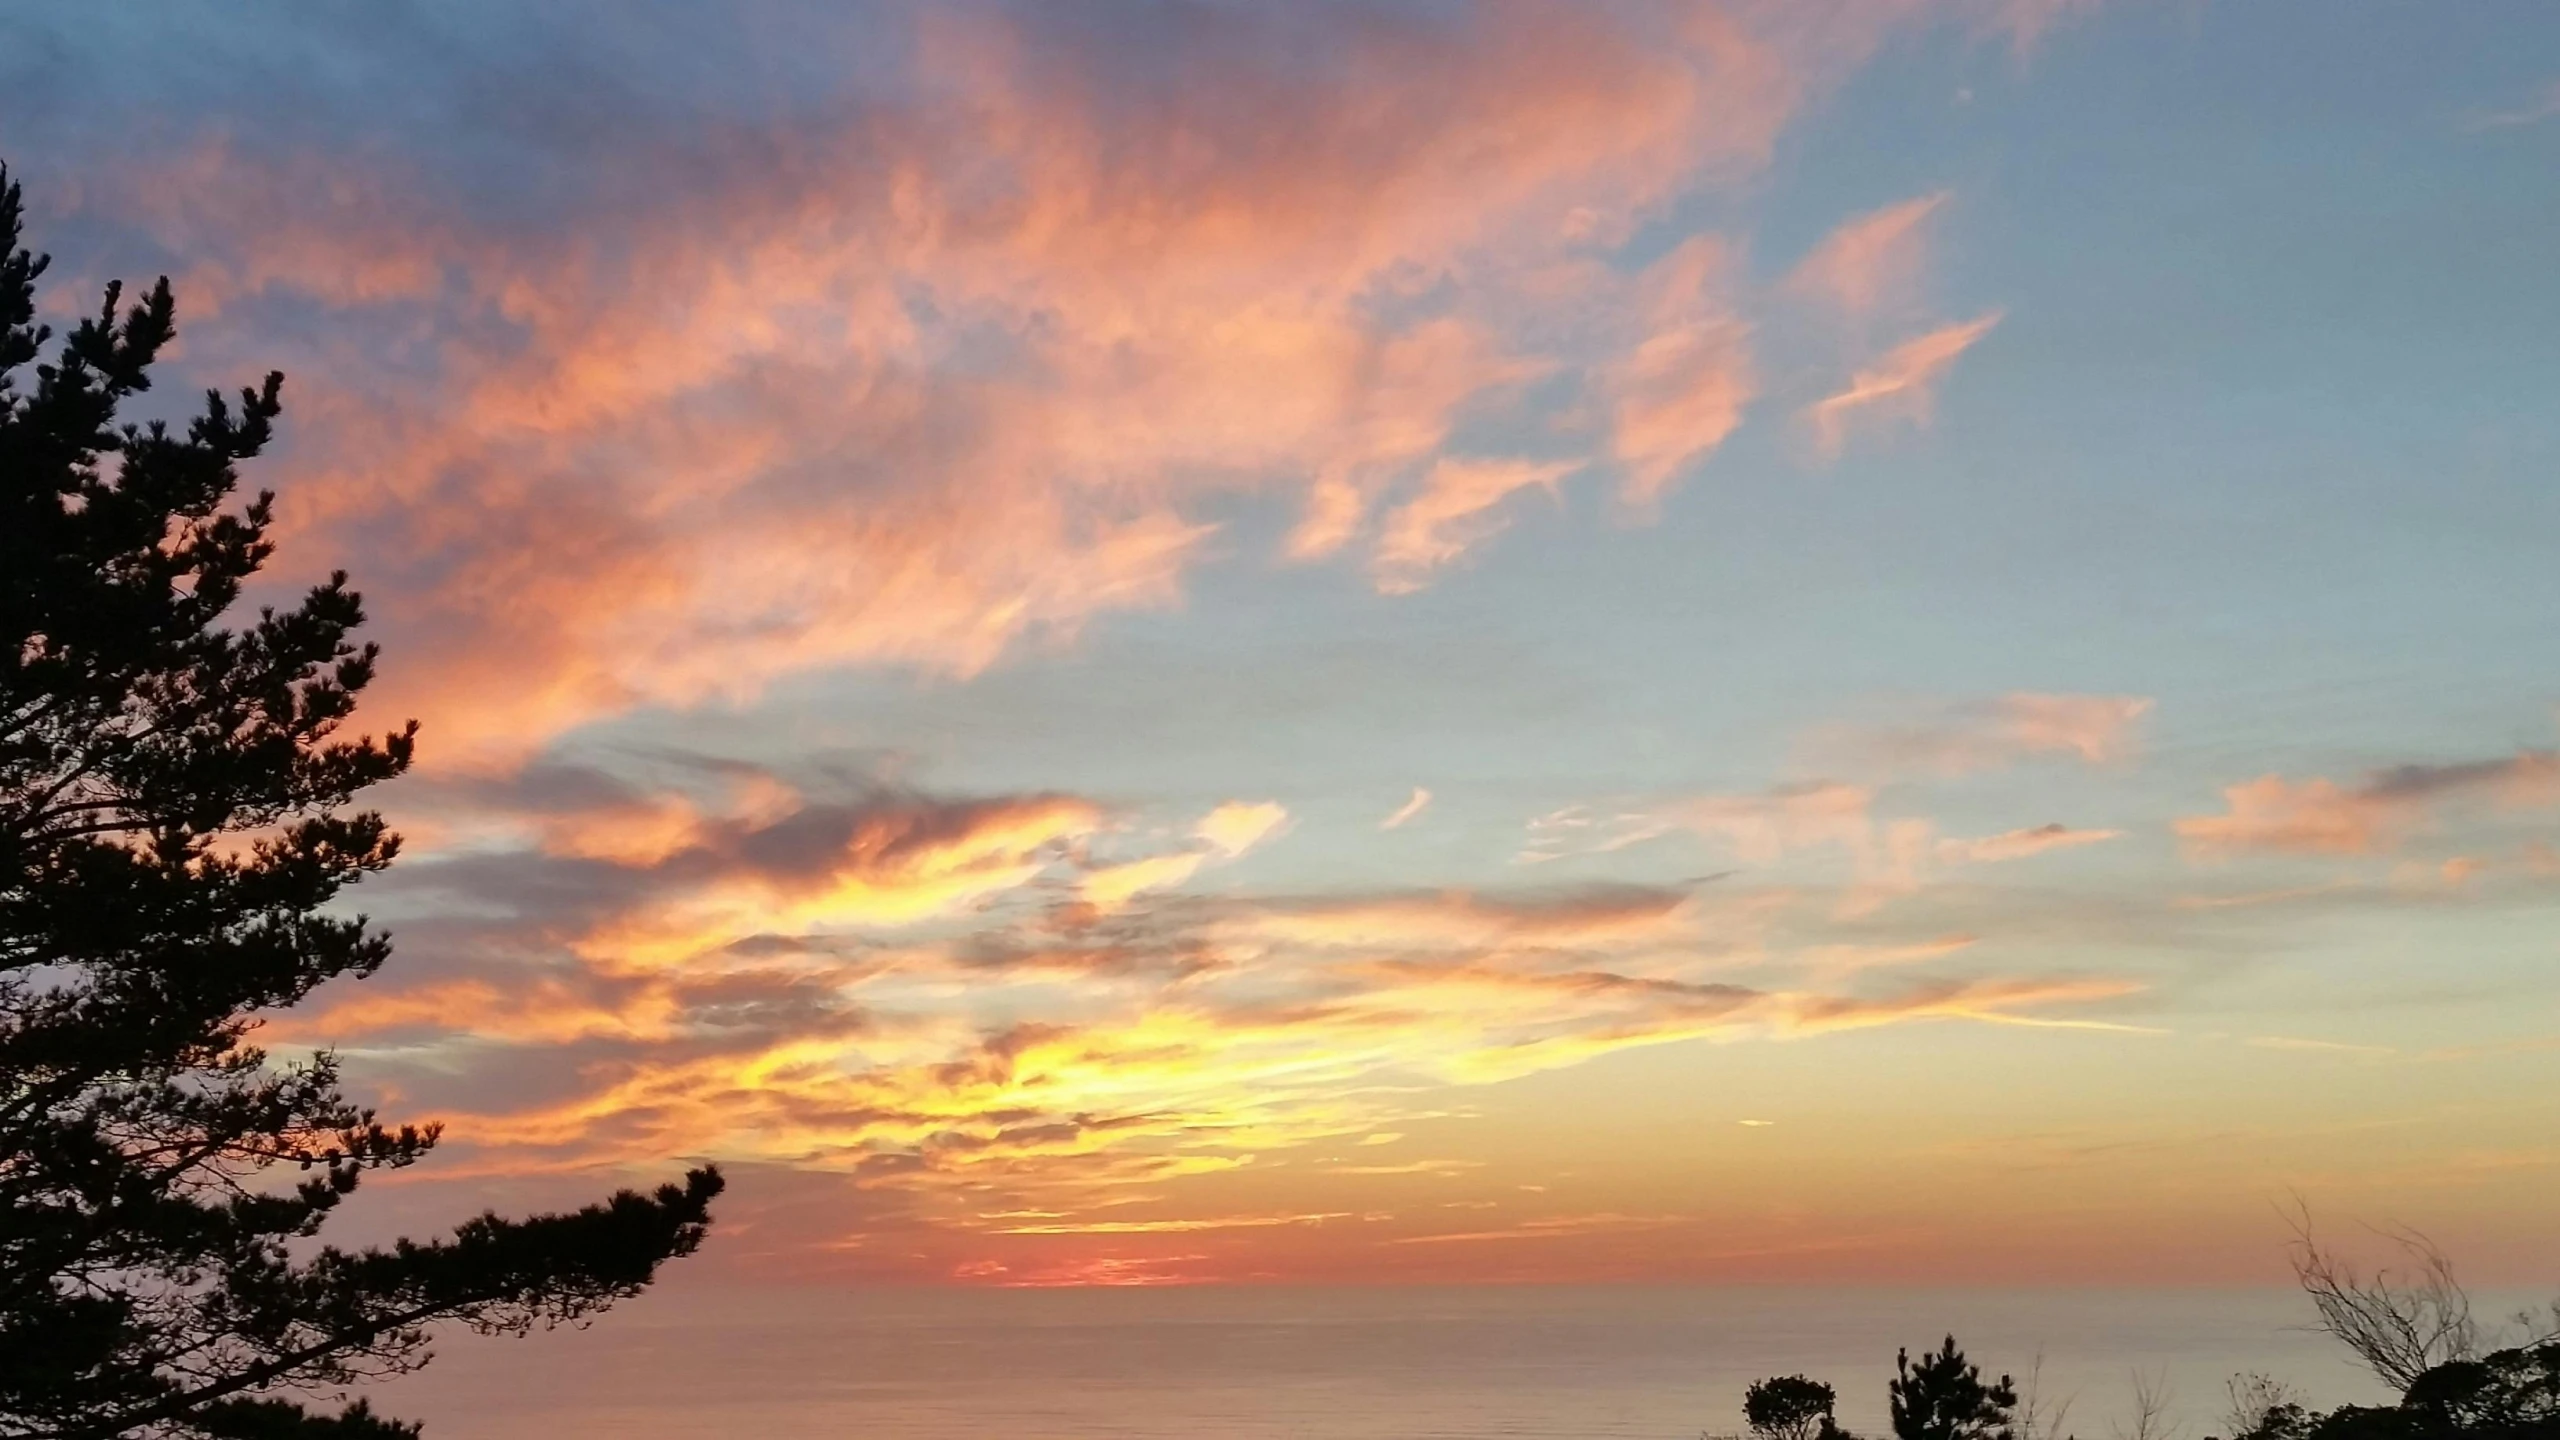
[371,1285,2427,1438]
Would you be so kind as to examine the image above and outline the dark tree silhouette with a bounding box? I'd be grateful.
[2219,1341,2560,1440]
[0,164,722,1439]
[1891,1337,2020,1440]
[1750,1375,1844,1440]
[2398,1342,2560,1434]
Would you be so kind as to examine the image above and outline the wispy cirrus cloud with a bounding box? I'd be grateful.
[1935,823,2122,865]
[1371,458,1581,594]
[1381,788,1434,830]
[2177,751,2559,860]
[1608,235,1757,509]
[1806,692,2154,776]
[1785,191,1948,322]
[1077,800,1287,912]
[1526,779,2120,920]
[2463,78,2560,131]
[1804,311,2004,458]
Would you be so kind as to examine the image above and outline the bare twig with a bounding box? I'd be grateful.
[2222,1373,2301,1440]
[2019,1351,2079,1440]
[2111,1368,2183,1440]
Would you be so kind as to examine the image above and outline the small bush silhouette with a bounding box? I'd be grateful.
[1749,1376,1842,1440]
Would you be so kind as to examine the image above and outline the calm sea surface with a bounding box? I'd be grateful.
[372,1285,2454,1438]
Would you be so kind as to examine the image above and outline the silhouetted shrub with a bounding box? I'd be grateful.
[2222,1400,2320,1440]
[1749,1376,1842,1440]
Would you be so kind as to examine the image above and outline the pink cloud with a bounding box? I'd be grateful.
[2177,752,2560,860]
[1381,788,1434,830]
[1785,191,1948,321]
[2176,776,2401,858]
[1805,311,2003,457]
[1658,781,1879,865]
[108,5,1803,765]
[1936,823,2121,864]
[1371,458,1581,593]
[1996,692,2155,764]
[1810,692,2153,776]
[49,3,2087,768]
[1610,236,1758,508]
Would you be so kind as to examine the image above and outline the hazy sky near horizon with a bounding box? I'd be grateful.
[5,0,2557,1289]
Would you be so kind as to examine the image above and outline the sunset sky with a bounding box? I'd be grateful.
[5,0,2556,1290]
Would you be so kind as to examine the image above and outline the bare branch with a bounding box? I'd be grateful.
[2019,1351,2079,1440]
[2110,1369,2182,1440]
[2221,1373,2301,1440]
[2283,1199,2478,1392]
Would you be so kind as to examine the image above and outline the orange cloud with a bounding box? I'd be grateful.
[1809,692,2153,775]
[985,1212,1350,1236]
[2177,777,2398,858]
[1282,321,1546,563]
[577,794,1106,969]
[1394,1212,1692,1245]
[1381,788,1433,830]
[1197,800,1289,858]
[2175,752,2558,860]
[956,1255,1220,1289]
[274,976,684,1047]
[1546,771,2127,917]
[1075,800,1286,912]
[1937,823,2122,864]
[1529,786,1931,917]
[432,944,2128,1182]
[1805,311,2003,457]
[88,3,1837,766]
[1654,782,1877,864]
[1996,692,2154,764]
[1610,236,1757,507]
[373,848,2139,1216]
[1218,886,1700,956]
[524,771,802,866]
[1781,975,2150,1036]
[1793,934,1981,980]
[1077,851,1208,914]
[57,3,2146,781]
[38,3,2088,774]
[1786,191,1948,320]
[1371,458,1580,594]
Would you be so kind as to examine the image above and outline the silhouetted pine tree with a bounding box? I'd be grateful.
[1890,1337,2019,1440]
[0,164,721,1439]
